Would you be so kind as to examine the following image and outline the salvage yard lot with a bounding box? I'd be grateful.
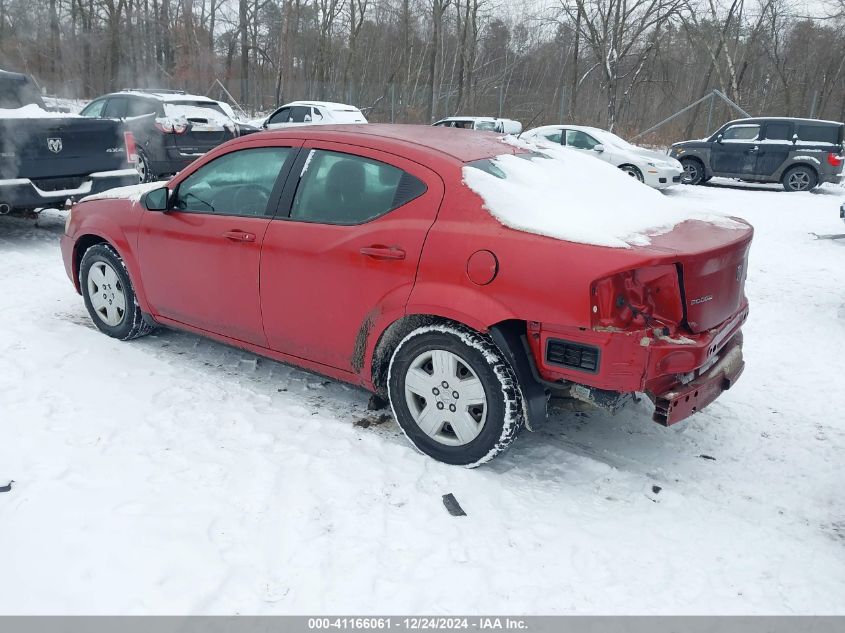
[1,180,844,614]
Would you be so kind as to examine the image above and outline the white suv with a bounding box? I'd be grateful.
[263,101,367,128]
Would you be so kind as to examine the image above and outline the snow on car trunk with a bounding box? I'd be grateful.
[463,144,744,249]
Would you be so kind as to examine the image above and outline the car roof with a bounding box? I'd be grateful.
[250,124,524,162]
[437,116,517,123]
[110,90,218,103]
[722,117,843,127]
[280,101,362,111]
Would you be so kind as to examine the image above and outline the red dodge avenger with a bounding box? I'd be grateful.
[61,124,752,467]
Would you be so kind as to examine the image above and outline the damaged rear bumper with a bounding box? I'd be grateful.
[650,332,745,426]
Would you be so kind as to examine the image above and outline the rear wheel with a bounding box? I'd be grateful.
[387,324,524,467]
[135,148,152,183]
[80,243,154,340]
[681,158,705,185]
[619,164,644,182]
[782,165,817,192]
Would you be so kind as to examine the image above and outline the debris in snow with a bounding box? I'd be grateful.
[0,481,13,493]
[442,493,467,517]
[652,485,662,494]
[699,454,717,461]
[462,147,745,249]
[354,413,390,429]
[367,394,389,411]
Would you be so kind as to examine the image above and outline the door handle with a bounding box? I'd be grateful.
[748,146,759,153]
[222,230,256,242]
[359,245,406,260]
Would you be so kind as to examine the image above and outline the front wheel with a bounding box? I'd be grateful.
[387,324,524,467]
[782,165,817,192]
[80,243,154,340]
[619,164,644,182]
[680,158,705,185]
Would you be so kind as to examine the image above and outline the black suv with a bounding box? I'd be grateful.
[670,117,845,192]
[80,90,242,182]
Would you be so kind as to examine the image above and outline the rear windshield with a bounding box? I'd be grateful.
[796,124,841,145]
[467,152,547,178]
[165,101,226,115]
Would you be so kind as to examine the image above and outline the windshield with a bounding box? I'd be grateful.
[589,128,638,151]
[166,101,226,115]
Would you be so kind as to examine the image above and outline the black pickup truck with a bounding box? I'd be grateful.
[0,69,139,215]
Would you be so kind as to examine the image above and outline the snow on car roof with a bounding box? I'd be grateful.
[118,90,218,104]
[437,116,518,123]
[463,138,745,249]
[283,100,362,111]
[722,116,843,127]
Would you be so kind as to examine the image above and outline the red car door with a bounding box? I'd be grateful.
[260,141,444,372]
[137,142,301,346]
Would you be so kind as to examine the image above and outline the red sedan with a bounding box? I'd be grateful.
[61,125,752,467]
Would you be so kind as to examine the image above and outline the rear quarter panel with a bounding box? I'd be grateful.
[407,165,665,330]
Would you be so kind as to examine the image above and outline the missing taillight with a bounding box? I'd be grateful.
[591,265,684,333]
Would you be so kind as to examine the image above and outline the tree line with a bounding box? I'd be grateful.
[1,0,843,142]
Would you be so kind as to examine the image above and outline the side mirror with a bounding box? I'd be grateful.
[143,186,170,212]
[716,134,723,144]
[593,144,605,153]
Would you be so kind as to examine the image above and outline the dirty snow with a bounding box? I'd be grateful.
[463,148,743,248]
[1,181,845,614]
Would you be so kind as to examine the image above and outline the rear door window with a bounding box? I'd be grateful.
[721,124,760,142]
[542,130,563,144]
[796,124,840,145]
[763,122,792,141]
[103,97,128,118]
[289,150,426,225]
[289,106,311,123]
[126,98,159,118]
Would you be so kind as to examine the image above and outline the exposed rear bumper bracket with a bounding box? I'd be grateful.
[650,332,745,426]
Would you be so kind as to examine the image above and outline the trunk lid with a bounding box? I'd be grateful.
[642,219,753,333]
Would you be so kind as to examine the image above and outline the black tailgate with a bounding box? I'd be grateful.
[0,116,129,180]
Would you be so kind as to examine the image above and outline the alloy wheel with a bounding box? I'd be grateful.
[787,170,810,191]
[682,161,699,184]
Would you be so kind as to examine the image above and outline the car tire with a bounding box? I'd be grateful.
[80,243,154,341]
[135,148,152,183]
[680,158,705,185]
[619,164,644,182]
[387,324,525,467]
[781,165,817,192]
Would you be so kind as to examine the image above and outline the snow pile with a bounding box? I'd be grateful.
[80,181,162,203]
[0,104,80,119]
[463,139,744,249]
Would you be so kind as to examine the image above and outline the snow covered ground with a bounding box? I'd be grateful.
[1,180,844,614]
